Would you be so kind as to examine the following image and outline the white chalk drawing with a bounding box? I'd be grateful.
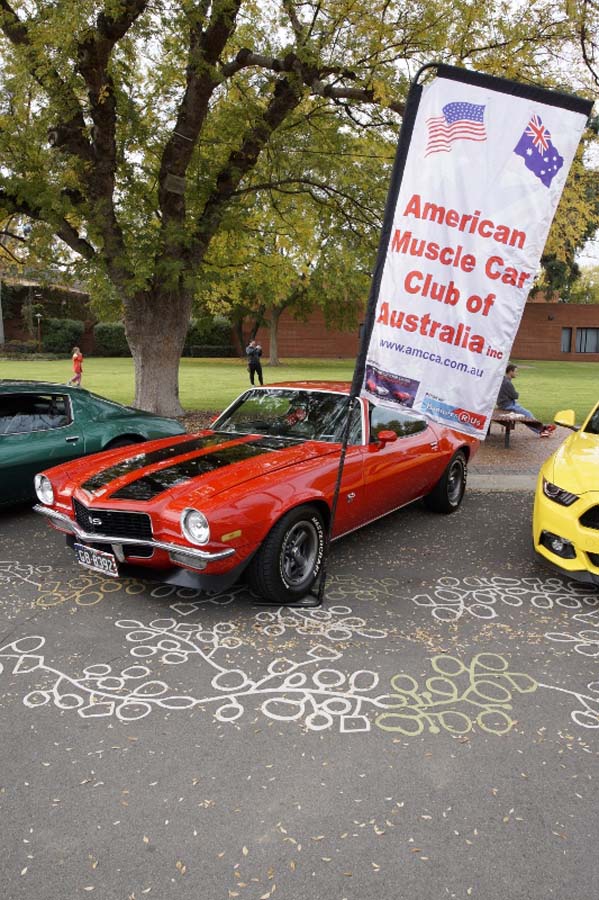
[0,599,390,731]
[545,628,599,658]
[412,575,599,622]
[537,680,599,730]
[2,562,599,734]
[254,605,387,641]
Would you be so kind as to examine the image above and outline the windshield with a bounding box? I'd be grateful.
[213,389,361,443]
[584,404,599,435]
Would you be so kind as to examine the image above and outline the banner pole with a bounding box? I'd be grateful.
[315,63,438,606]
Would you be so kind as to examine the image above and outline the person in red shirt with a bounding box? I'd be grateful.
[67,346,83,386]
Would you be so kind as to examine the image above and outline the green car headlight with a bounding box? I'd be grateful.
[542,478,579,507]
[34,474,54,506]
[181,508,210,545]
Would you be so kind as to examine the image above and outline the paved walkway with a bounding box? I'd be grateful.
[470,421,563,491]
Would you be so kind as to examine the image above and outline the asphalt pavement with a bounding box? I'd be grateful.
[1,430,598,900]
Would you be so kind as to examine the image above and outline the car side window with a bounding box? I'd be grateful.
[346,402,364,445]
[369,404,428,442]
[585,406,599,435]
[0,393,72,435]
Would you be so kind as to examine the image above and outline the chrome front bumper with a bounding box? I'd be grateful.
[33,504,235,563]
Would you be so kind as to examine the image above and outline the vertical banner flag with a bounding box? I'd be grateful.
[360,66,593,437]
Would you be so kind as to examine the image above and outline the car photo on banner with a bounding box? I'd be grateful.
[364,364,419,407]
[0,380,186,506]
[533,402,599,586]
[33,382,479,605]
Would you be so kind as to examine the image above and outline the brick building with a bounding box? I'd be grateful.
[251,301,599,362]
[2,279,598,362]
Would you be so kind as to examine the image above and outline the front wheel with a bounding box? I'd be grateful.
[247,505,326,604]
[424,451,467,514]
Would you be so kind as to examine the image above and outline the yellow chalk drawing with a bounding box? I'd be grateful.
[375,652,537,737]
[35,573,146,608]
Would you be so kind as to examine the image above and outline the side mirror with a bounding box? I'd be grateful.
[554,409,578,431]
[376,429,398,446]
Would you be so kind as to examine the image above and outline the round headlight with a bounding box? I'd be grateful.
[34,474,54,506]
[181,508,210,545]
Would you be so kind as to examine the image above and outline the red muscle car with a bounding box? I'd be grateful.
[33,382,479,604]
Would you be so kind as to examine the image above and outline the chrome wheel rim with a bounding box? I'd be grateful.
[281,520,320,588]
[447,459,465,505]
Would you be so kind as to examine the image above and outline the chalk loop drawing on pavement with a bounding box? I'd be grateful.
[2,562,599,733]
[375,653,537,736]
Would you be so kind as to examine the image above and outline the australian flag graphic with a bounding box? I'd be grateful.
[514,113,564,188]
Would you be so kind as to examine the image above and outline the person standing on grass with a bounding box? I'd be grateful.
[245,339,264,386]
[67,346,83,387]
[496,363,556,437]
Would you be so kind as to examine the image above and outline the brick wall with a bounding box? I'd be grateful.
[511,303,599,361]
[252,308,360,358]
[250,303,599,362]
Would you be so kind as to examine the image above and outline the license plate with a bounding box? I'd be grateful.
[74,543,119,577]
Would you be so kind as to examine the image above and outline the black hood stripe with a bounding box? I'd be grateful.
[82,434,229,493]
[107,436,300,501]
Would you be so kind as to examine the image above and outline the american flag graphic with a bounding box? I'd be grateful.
[425,101,487,156]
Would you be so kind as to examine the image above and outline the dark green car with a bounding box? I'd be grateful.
[0,380,186,506]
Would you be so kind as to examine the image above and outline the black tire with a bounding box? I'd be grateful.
[424,451,467,514]
[247,505,325,604]
[104,436,144,450]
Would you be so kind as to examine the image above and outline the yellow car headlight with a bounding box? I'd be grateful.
[542,478,579,507]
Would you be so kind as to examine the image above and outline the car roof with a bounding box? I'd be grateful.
[266,380,351,394]
[0,379,87,394]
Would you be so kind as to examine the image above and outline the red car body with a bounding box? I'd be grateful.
[34,382,479,603]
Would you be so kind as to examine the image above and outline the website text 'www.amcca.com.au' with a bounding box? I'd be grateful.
[379,338,485,378]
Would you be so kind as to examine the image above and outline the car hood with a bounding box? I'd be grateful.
[76,431,337,503]
[546,430,599,496]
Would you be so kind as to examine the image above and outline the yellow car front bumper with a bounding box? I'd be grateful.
[533,480,599,586]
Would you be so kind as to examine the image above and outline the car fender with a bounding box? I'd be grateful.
[167,461,334,555]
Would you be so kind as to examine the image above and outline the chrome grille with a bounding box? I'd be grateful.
[73,498,152,541]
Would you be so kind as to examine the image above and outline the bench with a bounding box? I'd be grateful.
[488,410,543,448]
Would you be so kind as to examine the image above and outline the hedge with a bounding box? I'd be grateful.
[41,318,84,354]
[94,322,131,356]
[184,316,234,356]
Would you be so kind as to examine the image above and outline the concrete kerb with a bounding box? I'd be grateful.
[468,424,561,491]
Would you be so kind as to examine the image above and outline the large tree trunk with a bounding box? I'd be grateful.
[269,306,282,366]
[124,288,193,416]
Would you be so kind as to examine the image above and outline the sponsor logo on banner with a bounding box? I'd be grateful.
[421,396,487,434]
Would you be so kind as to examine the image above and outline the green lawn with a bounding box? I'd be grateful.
[0,356,597,422]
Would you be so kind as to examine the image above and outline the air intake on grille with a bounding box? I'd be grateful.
[580,506,599,531]
[73,498,152,541]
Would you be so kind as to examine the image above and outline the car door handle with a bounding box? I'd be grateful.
[65,436,80,443]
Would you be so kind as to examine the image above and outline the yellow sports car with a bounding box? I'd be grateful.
[533,402,599,586]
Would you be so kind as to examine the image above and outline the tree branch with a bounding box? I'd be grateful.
[158,0,243,232]
[220,48,405,115]
[0,0,92,161]
[191,76,304,262]
[0,186,96,261]
[71,1,149,286]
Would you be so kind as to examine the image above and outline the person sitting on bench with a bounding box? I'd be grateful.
[496,364,556,438]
